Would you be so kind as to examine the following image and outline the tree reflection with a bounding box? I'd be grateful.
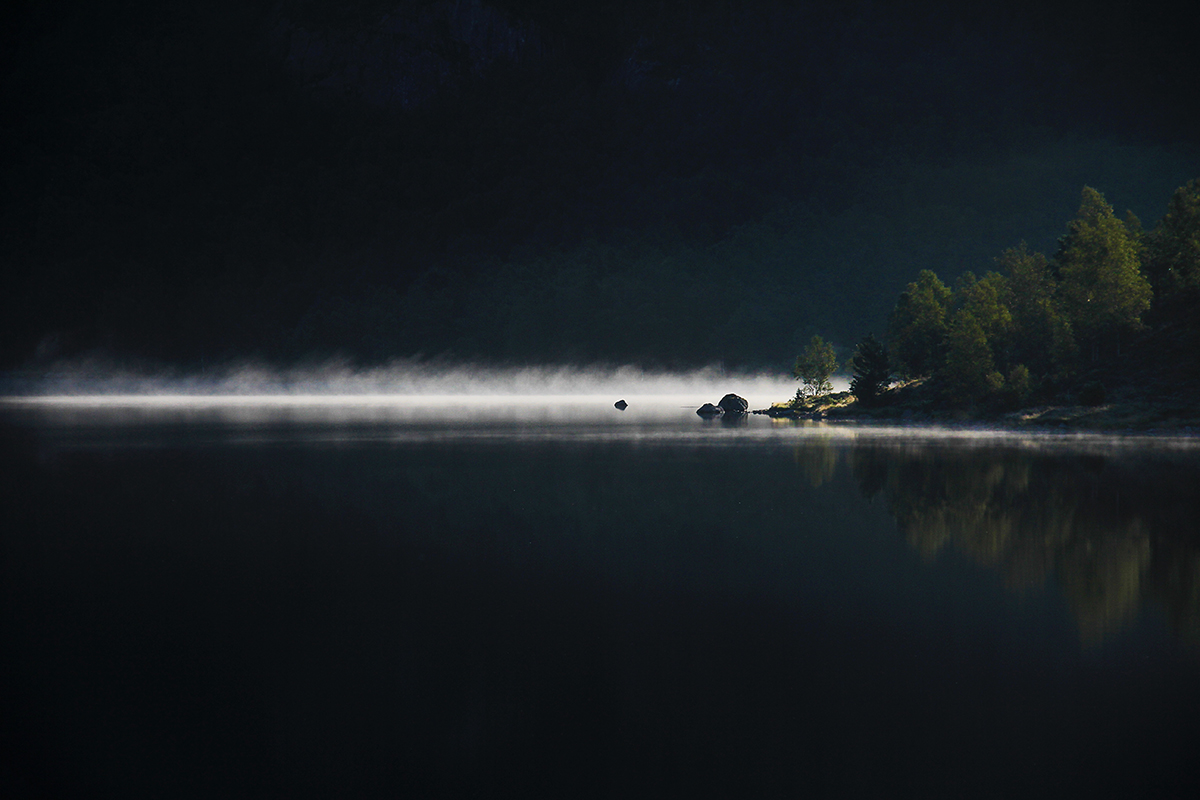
[792,435,840,488]
[851,441,1200,646]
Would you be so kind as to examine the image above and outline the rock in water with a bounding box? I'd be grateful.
[718,393,748,414]
[696,403,724,417]
[614,399,628,410]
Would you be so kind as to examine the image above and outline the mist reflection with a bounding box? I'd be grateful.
[835,442,1200,646]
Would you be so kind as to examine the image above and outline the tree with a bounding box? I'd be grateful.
[850,334,891,406]
[1056,186,1152,358]
[997,242,1075,377]
[887,269,951,378]
[1146,178,1200,303]
[942,309,1002,402]
[953,270,1013,370]
[792,334,837,400]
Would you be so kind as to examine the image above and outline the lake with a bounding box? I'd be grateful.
[3,395,1199,798]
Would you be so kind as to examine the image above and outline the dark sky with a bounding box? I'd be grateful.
[2,0,1197,370]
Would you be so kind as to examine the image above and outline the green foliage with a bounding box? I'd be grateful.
[942,309,998,402]
[932,270,1019,403]
[1056,187,1152,357]
[859,179,1200,411]
[953,270,1013,365]
[1146,178,1200,302]
[887,269,951,378]
[850,334,891,406]
[792,335,838,400]
[1004,363,1033,408]
[996,243,1076,377]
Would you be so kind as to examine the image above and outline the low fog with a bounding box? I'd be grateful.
[2,358,837,411]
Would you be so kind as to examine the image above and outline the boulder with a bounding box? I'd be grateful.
[614,399,628,410]
[696,403,724,417]
[718,393,749,414]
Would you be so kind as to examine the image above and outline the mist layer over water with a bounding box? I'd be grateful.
[5,360,829,406]
[0,361,839,438]
[5,398,1199,458]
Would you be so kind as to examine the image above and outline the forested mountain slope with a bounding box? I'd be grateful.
[3,1,1196,370]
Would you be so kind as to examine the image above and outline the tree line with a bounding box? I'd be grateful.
[797,179,1200,409]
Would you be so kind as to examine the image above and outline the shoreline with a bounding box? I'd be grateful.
[752,389,1200,434]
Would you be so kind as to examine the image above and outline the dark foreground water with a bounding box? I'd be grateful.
[3,398,1200,798]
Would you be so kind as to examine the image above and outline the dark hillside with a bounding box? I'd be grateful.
[2,1,1197,370]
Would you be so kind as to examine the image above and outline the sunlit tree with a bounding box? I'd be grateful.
[953,270,1013,369]
[887,269,951,378]
[996,242,1075,377]
[1056,186,1152,358]
[1147,178,1200,302]
[792,334,838,399]
[942,309,1002,402]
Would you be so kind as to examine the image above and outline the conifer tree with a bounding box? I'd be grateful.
[942,309,1002,402]
[850,334,891,406]
[887,269,951,378]
[953,270,1013,370]
[1147,178,1200,302]
[997,243,1075,376]
[1056,186,1152,358]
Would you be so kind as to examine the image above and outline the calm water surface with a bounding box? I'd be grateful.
[3,397,1199,798]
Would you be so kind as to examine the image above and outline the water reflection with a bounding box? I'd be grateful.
[6,395,1199,651]
[794,434,841,488]
[836,441,1200,646]
[4,400,1200,795]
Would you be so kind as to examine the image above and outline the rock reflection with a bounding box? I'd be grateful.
[849,442,1200,646]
